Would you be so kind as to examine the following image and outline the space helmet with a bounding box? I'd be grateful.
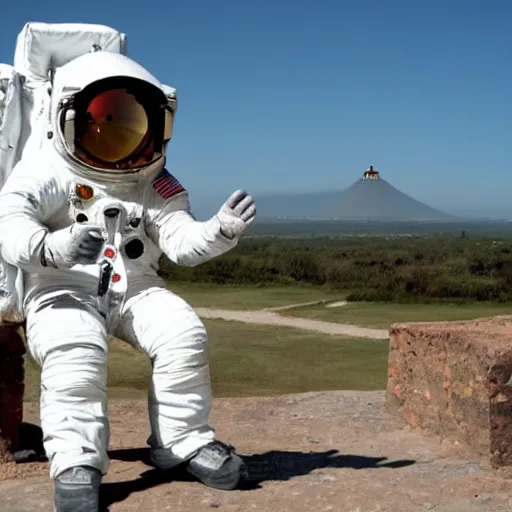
[49,50,177,184]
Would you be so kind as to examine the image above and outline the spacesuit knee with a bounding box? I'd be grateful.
[151,316,210,387]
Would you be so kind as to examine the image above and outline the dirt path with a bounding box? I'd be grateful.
[1,391,511,511]
[263,299,333,311]
[196,307,389,339]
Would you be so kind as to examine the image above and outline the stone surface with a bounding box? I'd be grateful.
[1,391,512,511]
[0,325,25,460]
[387,315,512,468]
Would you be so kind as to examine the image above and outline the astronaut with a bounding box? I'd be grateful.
[0,50,255,511]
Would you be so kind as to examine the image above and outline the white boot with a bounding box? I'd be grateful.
[54,466,101,512]
[186,441,246,490]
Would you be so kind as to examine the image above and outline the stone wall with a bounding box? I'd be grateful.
[387,315,512,468]
[0,325,25,461]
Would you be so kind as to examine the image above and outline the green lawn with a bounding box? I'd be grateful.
[24,319,387,402]
[166,282,344,310]
[283,301,512,329]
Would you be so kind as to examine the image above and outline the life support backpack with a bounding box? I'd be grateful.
[0,22,128,323]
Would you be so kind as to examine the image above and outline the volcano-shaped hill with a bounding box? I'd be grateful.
[319,172,450,220]
[256,166,450,220]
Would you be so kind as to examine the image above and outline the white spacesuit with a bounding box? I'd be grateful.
[0,38,255,511]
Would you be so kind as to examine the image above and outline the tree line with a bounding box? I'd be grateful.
[158,235,512,302]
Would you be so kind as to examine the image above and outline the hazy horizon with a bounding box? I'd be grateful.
[191,171,512,221]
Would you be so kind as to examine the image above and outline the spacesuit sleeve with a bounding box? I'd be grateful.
[146,171,238,267]
[0,159,67,271]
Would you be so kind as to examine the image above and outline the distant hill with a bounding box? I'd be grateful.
[255,166,450,220]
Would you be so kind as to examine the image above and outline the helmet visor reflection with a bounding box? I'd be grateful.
[77,88,149,165]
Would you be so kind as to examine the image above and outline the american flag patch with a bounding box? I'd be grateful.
[152,169,186,199]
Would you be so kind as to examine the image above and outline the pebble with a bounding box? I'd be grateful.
[473,493,492,504]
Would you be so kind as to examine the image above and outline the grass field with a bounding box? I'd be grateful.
[283,301,512,328]
[23,319,388,403]
[166,282,344,310]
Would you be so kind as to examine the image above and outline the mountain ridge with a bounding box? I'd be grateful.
[253,166,450,220]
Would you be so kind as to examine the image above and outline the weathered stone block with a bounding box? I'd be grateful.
[387,315,512,468]
[0,324,25,461]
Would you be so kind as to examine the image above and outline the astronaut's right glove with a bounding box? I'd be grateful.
[41,224,105,269]
[216,189,257,240]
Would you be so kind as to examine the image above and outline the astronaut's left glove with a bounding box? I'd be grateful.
[216,189,257,240]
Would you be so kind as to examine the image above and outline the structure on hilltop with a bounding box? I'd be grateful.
[362,165,380,180]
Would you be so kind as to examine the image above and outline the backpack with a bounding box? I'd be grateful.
[0,22,127,323]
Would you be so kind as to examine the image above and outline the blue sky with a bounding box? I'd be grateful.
[1,1,510,217]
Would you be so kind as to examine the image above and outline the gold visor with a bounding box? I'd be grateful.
[78,88,149,165]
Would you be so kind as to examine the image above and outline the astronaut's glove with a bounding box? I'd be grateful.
[216,190,257,240]
[41,224,105,269]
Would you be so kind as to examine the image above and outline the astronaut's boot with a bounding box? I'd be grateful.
[54,466,101,512]
[186,440,247,490]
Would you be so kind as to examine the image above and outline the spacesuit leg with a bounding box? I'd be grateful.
[117,286,214,464]
[24,291,110,480]
[117,286,245,489]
